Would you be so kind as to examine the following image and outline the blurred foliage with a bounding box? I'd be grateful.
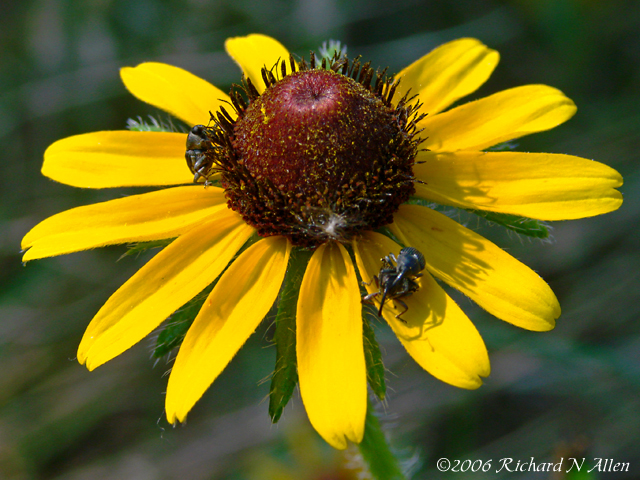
[1,0,639,479]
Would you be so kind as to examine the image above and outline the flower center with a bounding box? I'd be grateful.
[236,70,388,191]
[186,55,424,247]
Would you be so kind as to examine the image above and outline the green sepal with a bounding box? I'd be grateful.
[269,247,314,423]
[375,226,406,248]
[406,196,550,239]
[152,232,262,358]
[120,238,174,259]
[126,116,173,132]
[350,243,388,401]
[469,209,550,239]
[152,286,211,358]
[363,310,386,401]
[359,398,406,480]
[485,140,518,151]
[318,40,347,65]
[406,196,438,208]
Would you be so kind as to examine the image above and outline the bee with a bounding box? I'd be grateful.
[362,247,426,321]
[185,125,215,184]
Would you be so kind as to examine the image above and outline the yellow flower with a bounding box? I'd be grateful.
[21,34,622,450]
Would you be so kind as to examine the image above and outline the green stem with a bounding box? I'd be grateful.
[358,398,406,480]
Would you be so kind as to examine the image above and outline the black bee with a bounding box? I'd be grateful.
[362,247,426,321]
[185,125,215,184]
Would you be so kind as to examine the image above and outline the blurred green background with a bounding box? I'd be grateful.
[1,0,639,479]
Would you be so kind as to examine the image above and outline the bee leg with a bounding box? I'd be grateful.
[361,275,380,288]
[361,291,379,305]
[407,278,421,293]
[394,299,409,323]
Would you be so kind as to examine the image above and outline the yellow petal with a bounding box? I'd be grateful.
[42,131,192,188]
[419,85,577,152]
[225,34,290,94]
[21,186,227,261]
[395,38,499,116]
[166,236,291,423]
[297,242,366,449]
[390,205,560,331]
[353,233,489,389]
[414,151,623,220]
[77,209,254,370]
[120,62,233,127]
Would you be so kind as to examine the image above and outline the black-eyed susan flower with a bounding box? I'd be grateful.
[21,34,623,450]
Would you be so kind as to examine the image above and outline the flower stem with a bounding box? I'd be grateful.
[358,398,406,480]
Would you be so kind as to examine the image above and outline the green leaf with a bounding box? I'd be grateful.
[269,247,314,423]
[363,311,386,400]
[469,209,550,239]
[359,398,406,480]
